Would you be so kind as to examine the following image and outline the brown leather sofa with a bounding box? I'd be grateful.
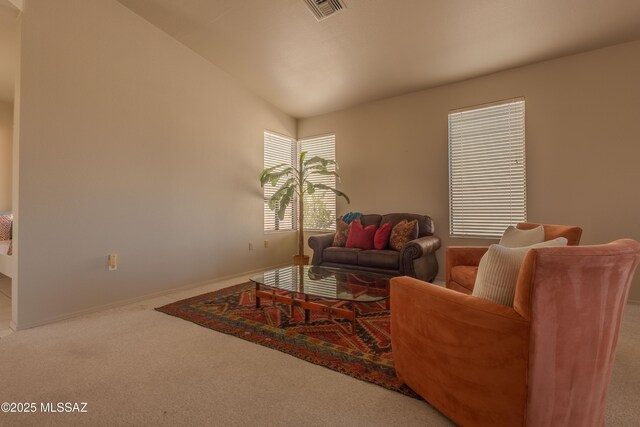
[391,239,640,426]
[446,222,583,294]
[308,213,440,282]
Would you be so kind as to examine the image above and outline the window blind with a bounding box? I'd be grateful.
[264,131,295,231]
[299,134,337,231]
[448,98,526,238]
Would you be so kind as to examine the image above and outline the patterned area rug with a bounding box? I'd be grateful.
[156,282,418,398]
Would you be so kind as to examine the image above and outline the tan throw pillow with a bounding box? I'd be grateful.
[499,225,544,248]
[389,219,418,251]
[332,219,350,247]
[472,237,568,306]
[0,214,12,241]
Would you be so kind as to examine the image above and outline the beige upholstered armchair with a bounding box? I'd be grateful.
[391,239,640,426]
[446,223,583,294]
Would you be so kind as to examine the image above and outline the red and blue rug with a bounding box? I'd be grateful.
[155,282,418,398]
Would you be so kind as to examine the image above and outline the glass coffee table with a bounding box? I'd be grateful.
[250,265,392,334]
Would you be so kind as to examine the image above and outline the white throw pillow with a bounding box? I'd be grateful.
[499,225,544,248]
[473,237,568,306]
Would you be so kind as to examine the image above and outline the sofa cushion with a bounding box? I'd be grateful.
[346,220,377,250]
[358,250,400,270]
[450,265,478,292]
[323,247,361,264]
[389,219,418,251]
[332,219,350,247]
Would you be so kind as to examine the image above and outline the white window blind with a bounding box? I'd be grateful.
[299,134,337,231]
[264,131,295,231]
[448,98,526,238]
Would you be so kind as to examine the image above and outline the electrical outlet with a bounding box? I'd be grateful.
[108,254,118,271]
[264,240,269,248]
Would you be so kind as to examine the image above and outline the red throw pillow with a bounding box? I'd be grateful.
[374,221,392,250]
[345,220,377,250]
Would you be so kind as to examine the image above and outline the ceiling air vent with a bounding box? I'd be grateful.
[303,0,346,21]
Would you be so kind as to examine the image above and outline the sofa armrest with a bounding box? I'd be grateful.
[390,276,529,426]
[308,233,335,265]
[445,246,489,289]
[399,235,441,281]
[402,235,441,258]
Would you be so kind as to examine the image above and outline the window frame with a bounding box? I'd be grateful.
[263,131,296,233]
[262,131,339,233]
[448,98,527,239]
[298,133,338,232]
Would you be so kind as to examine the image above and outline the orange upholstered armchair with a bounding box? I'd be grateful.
[391,239,640,426]
[446,223,583,294]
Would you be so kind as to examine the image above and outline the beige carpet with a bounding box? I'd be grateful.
[0,276,638,426]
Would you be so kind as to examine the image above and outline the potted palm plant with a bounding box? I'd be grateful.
[260,151,350,265]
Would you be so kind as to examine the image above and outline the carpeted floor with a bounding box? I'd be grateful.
[0,275,639,426]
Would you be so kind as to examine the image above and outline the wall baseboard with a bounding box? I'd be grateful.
[11,262,290,332]
[11,266,639,331]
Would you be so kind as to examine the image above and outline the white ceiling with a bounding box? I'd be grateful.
[117,0,640,118]
[0,2,19,103]
[1,1,639,114]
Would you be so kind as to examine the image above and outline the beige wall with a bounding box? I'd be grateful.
[13,2,640,329]
[15,0,296,328]
[299,41,640,301]
[0,101,11,211]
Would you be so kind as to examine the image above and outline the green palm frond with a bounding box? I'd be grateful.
[276,185,296,220]
[261,167,294,187]
[259,163,290,187]
[304,156,336,167]
[307,167,340,178]
[312,183,351,204]
[306,181,315,195]
[268,179,295,210]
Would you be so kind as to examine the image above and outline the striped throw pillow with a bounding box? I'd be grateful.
[473,237,568,306]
